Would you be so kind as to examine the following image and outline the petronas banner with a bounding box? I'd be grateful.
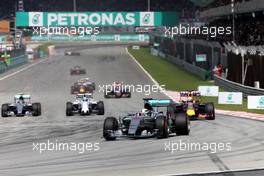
[16,12,178,27]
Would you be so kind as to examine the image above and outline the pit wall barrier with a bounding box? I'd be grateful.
[214,75,264,97]
[0,48,28,74]
[7,54,28,69]
[0,61,7,74]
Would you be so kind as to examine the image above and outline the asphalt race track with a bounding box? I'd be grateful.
[0,45,263,176]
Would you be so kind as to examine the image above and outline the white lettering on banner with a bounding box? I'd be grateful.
[101,13,113,25]
[248,96,264,109]
[58,13,67,26]
[47,13,136,26]
[198,86,219,97]
[48,14,57,26]
[126,13,135,25]
[218,92,243,105]
[78,14,88,25]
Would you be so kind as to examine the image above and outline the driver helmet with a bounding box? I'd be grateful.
[83,96,88,101]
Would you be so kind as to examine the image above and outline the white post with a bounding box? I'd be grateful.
[241,53,245,85]
[231,0,235,42]
[147,0,150,11]
[73,0,76,12]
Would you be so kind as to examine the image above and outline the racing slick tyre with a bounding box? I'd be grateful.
[97,101,105,115]
[103,117,119,140]
[155,115,169,138]
[1,104,9,117]
[32,103,41,116]
[175,113,190,135]
[35,103,41,116]
[66,102,73,116]
[205,102,215,120]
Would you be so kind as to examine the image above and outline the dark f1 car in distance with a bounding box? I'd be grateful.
[104,82,131,98]
[66,93,104,116]
[65,50,80,56]
[70,66,86,75]
[176,91,215,120]
[71,78,96,94]
[103,98,190,140]
[1,94,41,117]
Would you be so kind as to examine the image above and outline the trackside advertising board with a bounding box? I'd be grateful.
[16,12,178,27]
[248,96,264,109]
[31,34,149,42]
[198,86,219,97]
[218,92,243,105]
[196,54,207,62]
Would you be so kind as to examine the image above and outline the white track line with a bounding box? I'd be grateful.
[0,59,46,81]
[125,47,171,99]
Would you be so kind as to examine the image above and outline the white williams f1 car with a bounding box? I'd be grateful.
[1,94,41,117]
[66,93,104,116]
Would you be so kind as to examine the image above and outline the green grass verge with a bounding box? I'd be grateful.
[128,47,264,114]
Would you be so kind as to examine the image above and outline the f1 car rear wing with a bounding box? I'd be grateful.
[14,94,31,99]
[180,91,201,97]
[143,98,172,107]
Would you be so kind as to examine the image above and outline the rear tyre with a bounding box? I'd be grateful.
[103,117,118,140]
[205,102,215,120]
[97,101,105,115]
[1,104,9,117]
[36,103,41,116]
[175,113,190,135]
[32,103,40,116]
[66,102,73,116]
[156,115,169,138]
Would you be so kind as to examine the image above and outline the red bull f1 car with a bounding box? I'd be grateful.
[175,91,215,120]
[104,82,131,98]
[70,66,86,75]
[71,78,96,94]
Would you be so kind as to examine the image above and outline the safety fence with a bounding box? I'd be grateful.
[214,75,264,97]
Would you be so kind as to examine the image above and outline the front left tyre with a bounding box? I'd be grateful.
[103,117,118,140]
